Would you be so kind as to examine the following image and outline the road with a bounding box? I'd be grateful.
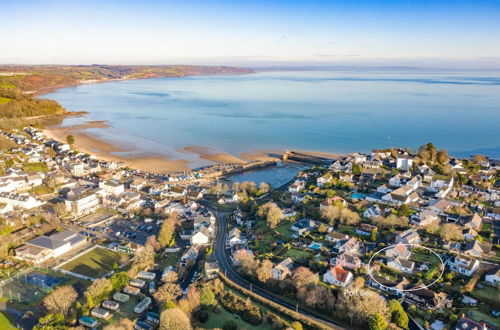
[212,211,346,330]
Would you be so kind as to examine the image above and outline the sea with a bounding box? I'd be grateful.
[43,70,500,161]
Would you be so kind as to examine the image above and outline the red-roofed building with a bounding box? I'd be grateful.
[323,265,353,287]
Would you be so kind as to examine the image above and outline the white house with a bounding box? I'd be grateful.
[191,227,210,245]
[446,256,480,277]
[317,172,333,187]
[323,265,353,287]
[363,205,382,219]
[387,257,415,273]
[396,155,413,171]
[288,180,305,193]
[272,258,294,280]
[99,180,125,195]
[485,267,500,285]
[0,192,44,209]
[65,190,100,216]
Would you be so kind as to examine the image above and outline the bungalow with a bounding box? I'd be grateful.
[288,180,305,193]
[382,186,419,205]
[403,287,452,310]
[363,205,382,219]
[385,242,412,259]
[332,252,361,269]
[463,240,492,258]
[123,285,140,296]
[446,256,480,277]
[272,258,294,280]
[395,229,420,245]
[129,279,146,288]
[113,292,130,303]
[91,307,110,319]
[387,257,415,273]
[323,265,353,287]
[317,172,333,187]
[79,316,98,328]
[428,199,452,216]
[320,196,347,210]
[336,237,360,254]
[356,223,377,236]
[134,297,152,314]
[368,275,409,297]
[102,300,120,311]
[484,267,500,285]
[412,209,439,226]
[291,219,316,236]
[326,232,349,243]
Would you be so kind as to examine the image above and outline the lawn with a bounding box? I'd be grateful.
[275,222,294,239]
[59,247,129,279]
[471,285,500,302]
[102,294,143,326]
[22,162,48,173]
[0,312,17,330]
[281,248,314,262]
[0,96,12,105]
[467,310,500,327]
[409,249,441,267]
[337,224,356,236]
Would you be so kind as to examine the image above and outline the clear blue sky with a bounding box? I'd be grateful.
[1,0,500,68]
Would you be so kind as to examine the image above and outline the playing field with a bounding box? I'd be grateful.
[59,247,129,279]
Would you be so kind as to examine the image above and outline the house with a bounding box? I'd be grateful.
[0,192,44,209]
[326,232,349,243]
[484,266,500,285]
[368,275,409,297]
[363,204,382,219]
[227,228,246,247]
[455,316,487,330]
[15,230,86,264]
[403,287,452,310]
[191,227,210,245]
[385,242,412,259]
[356,223,376,236]
[395,229,420,245]
[463,240,492,258]
[339,173,353,183]
[65,189,100,216]
[291,219,316,236]
[459,213,483,230]
[205,261,219,279]
[323,265,353,287]
[291,193,306,203]
[218,192,239,204]
[320,196,347,210]
[332,252,361,269]
[462,228,478,241]
[412,208,440,226]
[428,199,452,216]
[396,154,413,171]
[387,257,415,273]
[99,180,125,195]
[288,180,305,193]
[272,258,294,280]
[317,172,333,187]
[382,186,419,205]
[336,237,360,254]
[181,246,199,264]
[446,256,480,277]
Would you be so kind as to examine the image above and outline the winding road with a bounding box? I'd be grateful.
[212,210,346,330]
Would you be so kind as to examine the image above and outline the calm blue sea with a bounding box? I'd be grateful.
[44,70,500,161]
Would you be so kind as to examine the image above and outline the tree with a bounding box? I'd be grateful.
[145,234,161,251]
[318,223,327,233]
[373,214,409,229]
[103,318,134,330]
[370,228,377,242]
[339,208,360,225]
[160,308,192,330]
[158,213,178,247]
[368,313,388,330]
[84,278,112,308]
[398,204,412,217]
[133,245,155,269]
[321,205,341,225]
[437,149,448,165]
[34,313,66,330]
[53,202,67,216]
[110,272,128,291]
[290,321,303,330]
[336,279,389,326]
[256,259,273,283]
[472,154,486,163]
[389,299,409,329]
[200,287,216,306]
[291,267,318,288]
[234,249,259,277]
[162,270,179,283]
[42,285,77,316]
[352,164,362,175]
[154,283,182,306]
[257,202,283,229]
[440,223,462,242]
[66,134,75,146]
[258,182,270,194]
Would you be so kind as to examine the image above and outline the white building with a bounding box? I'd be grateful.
[0,192,44,209]
[323,265,353,287]
[99,180,125,195]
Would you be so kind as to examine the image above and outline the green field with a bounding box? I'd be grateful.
[0,96,12,105]
[202,306,273,330]
[281,249,314,262]
[472,285,500,302]
[59,247,129,278]
[0,312,17,330]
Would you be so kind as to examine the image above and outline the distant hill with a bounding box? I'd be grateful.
[0,65,254,94]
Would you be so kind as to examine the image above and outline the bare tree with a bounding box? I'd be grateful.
[103,318,135,330]
[321,205,341,225]
[154,283,182,305]
[43,285,78,315]
[234,249,259,276]
[256,259,273,283]
[440,223,462,242]
[291,267,318,288]
[160,308,192,330]
[257,202,283,228]
[162,270,179,283]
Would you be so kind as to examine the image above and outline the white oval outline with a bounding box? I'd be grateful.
[367,243,445,292]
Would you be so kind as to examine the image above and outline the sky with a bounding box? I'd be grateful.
[1,0,500,68]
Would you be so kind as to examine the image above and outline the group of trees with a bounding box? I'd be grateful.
[257,202,284,228]
[320,205,360,225]
[0,92,66,118]
[158,212,179,247]
[417,142,448,165]
[372,214,409,229]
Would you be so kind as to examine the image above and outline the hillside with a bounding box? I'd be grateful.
[0,65,254,94]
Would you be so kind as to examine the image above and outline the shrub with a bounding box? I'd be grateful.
[219,292,262,325]
[195,309,209,323]
[223,320,238,330]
